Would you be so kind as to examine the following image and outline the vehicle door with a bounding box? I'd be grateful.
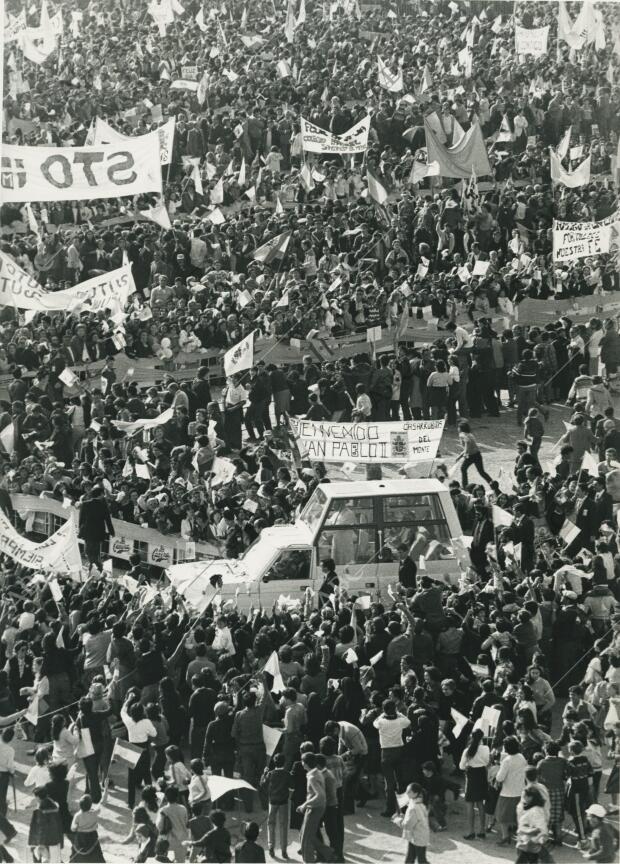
[258,546,315,608]
[315,495,381,594]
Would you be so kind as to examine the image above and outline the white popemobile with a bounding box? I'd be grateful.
[166,479,467,610]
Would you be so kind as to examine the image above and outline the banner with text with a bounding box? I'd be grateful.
[1,134,162,203]
[515,25,549,58]
[0,507,82,575]
[300,116,371,154]
[289,419,445,463]
[552,218,613,262]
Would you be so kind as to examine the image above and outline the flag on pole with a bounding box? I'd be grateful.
[139,200,172,229]
[284,0,295,42]
[556,125,572,160]
[224,330,255,377]
[550,149,591,188]
[24,203,41,240]
[296,0,306,27]
[210,176,224,204]
[367,172,388,204]
[275,195,285,217]
[263,650,286,692]
[492,504,513,527]
[461,168,479,213]
[377,55,403,92]
[252,231,291,264]
[300,161,315,192]
[420,65,432,94]
[237,157,246,187]
[111,738,144,768]
[197,70,209,105]
[559,519,580,546]
[581,450,599,475]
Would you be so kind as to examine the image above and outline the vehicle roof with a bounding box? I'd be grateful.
[314,479,448,498]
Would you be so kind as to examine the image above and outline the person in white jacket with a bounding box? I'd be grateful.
[515,785,549,862]
[395,782,430,864]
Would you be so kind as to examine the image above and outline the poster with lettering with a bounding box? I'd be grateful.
[552,218,613,262]
[515,25,549,59]
[147,543,174,567]
[289,419,445,463]
[109,535,134,562]
[1,134,162,203]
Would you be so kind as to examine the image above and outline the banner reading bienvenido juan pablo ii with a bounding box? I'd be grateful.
[289,419,445,463]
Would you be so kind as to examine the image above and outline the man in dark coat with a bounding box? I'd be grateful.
[78,485,114,567]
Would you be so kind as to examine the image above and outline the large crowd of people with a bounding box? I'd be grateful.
[2,0,620,861]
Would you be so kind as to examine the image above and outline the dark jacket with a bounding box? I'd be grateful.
[78,495,114,542]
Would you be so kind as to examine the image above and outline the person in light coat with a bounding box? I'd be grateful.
[515,786,549,863]
[397,782,430,864]
[586,377,612,419]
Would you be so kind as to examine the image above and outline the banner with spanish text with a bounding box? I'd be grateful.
[1,134,162,203]
[289,419,445,463]
[300,115,370,154]
[515,25,549,58]
[0,507,82,575]
[552,218,613,262]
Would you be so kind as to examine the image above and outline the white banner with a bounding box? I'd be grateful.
[92,118,175,166]
[40,266,137,312]
[553,218,613,262]
[0,251,49,310]
[300,115,370,154]
[112,407,173,435]
[289,419,445,463]
[515,25,549,58]
[0,507,82,575]
[0,254,136,312]
[1,134,162,203]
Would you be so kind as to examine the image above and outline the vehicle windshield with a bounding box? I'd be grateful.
[299,487,327,533]
[240,536,279,573]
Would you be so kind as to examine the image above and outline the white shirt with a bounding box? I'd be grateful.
[212,626,235,657]
[373,713,410,749]
[121,707,157,744]
[496,752,528,798]
[459,743,491,770]
[18,611,35,631]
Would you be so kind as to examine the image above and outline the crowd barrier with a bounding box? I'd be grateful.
[10,493,222,570]
[2,294,618,401]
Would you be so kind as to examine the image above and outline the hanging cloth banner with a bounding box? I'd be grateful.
[0,253,136,312]
[515,25,549,59]
[289,418,445,463]
[552,218,614,262]
[92,117,175,165]
[1,133,162,203]
[0,507,82,575]
[300,115,370,154]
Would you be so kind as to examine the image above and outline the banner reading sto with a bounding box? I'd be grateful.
[1,133,162,203]
[289,419,445,463]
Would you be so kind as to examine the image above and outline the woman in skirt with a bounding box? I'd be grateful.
[70,795,105,863]
[459,728,490,839]
[537,740,569,845]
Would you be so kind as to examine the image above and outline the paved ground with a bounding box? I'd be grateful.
[6,729,607,863]
[6,397,618,862]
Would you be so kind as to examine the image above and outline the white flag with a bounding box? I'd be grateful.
[224,331,255,377]
[581,450,599,475]
[211,176,224,204]
[140,200,172,229]
[492,504,513,527]
[556,125,572,160]
[263,650,285,692]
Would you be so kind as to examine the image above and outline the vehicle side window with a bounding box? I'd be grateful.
[382,494,454,561]
[264,549,312,581]
[323,497,374,526]
[317,525,377,566]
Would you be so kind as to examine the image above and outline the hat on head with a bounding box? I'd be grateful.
[585,804,606,818]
